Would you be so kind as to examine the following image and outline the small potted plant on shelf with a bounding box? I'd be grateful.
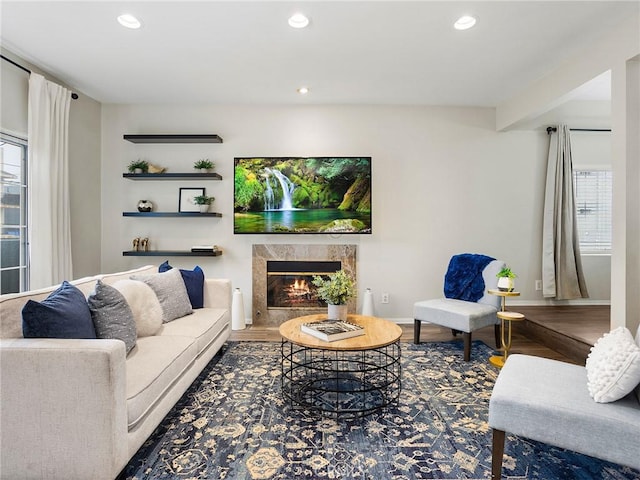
[193,194,215,213]
[194,159,214,173]
[496,266,517,292]
[312,270,356,321]
[127,159,149,174]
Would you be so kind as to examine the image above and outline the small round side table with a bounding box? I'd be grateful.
[487,289,524,368]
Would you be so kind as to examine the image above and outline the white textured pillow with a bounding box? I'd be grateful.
[111,279,163,337]
[131,268,193,323]
[585,326,640,403]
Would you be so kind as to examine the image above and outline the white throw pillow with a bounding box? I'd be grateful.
[585,326,640,403]
[111,279,163,337]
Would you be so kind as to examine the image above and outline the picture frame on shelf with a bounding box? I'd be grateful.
[179,187,206,213]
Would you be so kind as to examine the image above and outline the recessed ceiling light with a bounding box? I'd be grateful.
[117,14,141,29]
[297,86,309,95]
[454,15,476,30]
[288,13,309,29]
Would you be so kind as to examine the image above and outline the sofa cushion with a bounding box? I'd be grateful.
[22,281,96,339]
[125,335,198,429]
[159,261,205,309]
[158,307,228,355]
[585,326,640,403]
[132,268,193,323]
[111,279,163,337]
[414,298,498,332]
[87,280,137,354]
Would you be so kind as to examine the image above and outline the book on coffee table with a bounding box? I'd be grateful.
[300,319,364,342]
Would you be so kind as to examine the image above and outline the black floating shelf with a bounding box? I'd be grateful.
[123,173,222,180]
[123,134,223,144]
[123,212,222,217]
[122,250,223,257]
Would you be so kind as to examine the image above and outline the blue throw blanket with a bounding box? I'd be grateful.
[444,253,495,302]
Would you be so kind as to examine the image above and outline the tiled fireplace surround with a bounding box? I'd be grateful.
[252,244,357,327]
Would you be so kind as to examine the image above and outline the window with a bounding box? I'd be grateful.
[573,169,612,252]
[1,134,28,293]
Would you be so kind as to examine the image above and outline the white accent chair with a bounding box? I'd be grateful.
[413,256,505,361]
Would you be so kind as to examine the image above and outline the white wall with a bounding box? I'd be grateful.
[1,49,102,280]
[611,56,640,333]
[497,12,639,331]
[1,52,29,137]
[3,47,616,313]
[101,103,605,320]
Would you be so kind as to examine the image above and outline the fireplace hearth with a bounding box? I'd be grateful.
[252,244,357,327]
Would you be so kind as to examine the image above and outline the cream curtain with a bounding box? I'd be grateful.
[27,73,73,288]
[541,125,589,300]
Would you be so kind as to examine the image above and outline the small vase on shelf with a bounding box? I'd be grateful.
[137,200,153,212]
[199,204,210,213]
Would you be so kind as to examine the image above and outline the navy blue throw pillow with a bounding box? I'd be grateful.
[22,281,96,339]
[159,261,205,309]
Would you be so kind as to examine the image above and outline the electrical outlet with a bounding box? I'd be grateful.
[535,280,542,291]
[381,292,390,304]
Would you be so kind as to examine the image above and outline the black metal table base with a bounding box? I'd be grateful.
[281,340,401,418]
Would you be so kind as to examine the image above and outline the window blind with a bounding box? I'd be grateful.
[573,169,612,251]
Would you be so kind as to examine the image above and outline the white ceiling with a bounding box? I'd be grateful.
[1,1,636,107]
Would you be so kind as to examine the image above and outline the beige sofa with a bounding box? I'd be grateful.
[0,265,231,480]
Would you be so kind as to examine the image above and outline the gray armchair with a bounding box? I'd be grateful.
[413,254,505,361]
[489,353,640,477]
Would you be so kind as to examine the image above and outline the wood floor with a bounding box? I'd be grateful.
[230,306,610,366]
[518,305,609,365]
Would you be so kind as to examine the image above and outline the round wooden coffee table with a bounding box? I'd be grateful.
[279,314,402,417]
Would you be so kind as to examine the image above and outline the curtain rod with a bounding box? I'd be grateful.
[546,127,611,134]
[1,54,78,100]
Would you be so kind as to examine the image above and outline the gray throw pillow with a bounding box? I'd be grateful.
[131,268,193,323]
[87,280,137,354]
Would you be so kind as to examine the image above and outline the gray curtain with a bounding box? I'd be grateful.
[541,125,589,300]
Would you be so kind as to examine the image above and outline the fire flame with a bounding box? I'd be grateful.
[288,278,311,296]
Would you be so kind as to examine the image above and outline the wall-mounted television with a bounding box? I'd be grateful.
[234,157,372,234]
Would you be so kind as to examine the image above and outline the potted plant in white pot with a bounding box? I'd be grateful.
[194,159,214,173]
[193,194,215,213]
[312,270,356,321]
[127,159,149,174]
[496,266,517,292]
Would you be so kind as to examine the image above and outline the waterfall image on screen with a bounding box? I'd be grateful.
[234,157,372,234]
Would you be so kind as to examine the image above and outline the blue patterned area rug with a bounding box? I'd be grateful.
[125,341,640,479]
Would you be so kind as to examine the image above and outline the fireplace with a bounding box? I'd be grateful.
[267,260,341,309]
[252,244,357,327]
